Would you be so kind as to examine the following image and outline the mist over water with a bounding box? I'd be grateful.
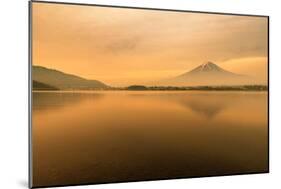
[32,91,268,187]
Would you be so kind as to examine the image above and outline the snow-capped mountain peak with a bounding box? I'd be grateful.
[189,61,225,73]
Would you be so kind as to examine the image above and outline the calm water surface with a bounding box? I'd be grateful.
[32,91,268,187]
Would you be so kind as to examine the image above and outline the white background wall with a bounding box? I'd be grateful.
[0,0,279,188]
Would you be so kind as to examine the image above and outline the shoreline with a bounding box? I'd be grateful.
[32,85,268,92]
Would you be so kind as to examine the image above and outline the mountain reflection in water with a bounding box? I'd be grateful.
[32,91,268,187]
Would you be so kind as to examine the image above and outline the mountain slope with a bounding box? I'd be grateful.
[158,61,252,86]
[180,61,237,76]
[33,66,108,90]
[33,80,59,90]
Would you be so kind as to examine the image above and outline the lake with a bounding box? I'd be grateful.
[32,91,268,187]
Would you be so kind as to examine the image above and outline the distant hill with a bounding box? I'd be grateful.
[127,85,148,90]
[33,80,59,90]
[157,61,253,86]
[32,66,108,90]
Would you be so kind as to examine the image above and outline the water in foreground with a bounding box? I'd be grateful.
[32,91,268,187]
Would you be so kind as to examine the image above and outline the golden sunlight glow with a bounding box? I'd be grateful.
[32,2,268,86]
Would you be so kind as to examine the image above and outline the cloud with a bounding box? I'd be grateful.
[103,35,141,54]
[33,3,268,85]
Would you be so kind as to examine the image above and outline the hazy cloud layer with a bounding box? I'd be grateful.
[33,2,268,86]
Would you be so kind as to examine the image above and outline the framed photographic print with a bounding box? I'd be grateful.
[29,1,269,188]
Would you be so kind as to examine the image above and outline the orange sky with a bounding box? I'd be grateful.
[32,2,268,86]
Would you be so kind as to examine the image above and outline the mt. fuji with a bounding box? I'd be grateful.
[158,61,253,86]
